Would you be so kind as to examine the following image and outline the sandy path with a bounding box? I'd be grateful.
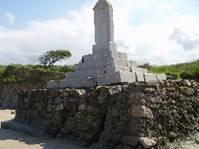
[0,110,85,149]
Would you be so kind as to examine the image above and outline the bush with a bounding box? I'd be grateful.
[0,64,74,83]
[0,65,6,76]
[180,72,193,79]
[166,73,179,80]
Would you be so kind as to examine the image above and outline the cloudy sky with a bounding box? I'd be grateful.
[0,0,199,65]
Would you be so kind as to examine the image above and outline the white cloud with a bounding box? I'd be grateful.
[0,6,93,64]
[0,0,199,65]
[170,29,199,50]
[4,12,15,24]
[114,14,199,64]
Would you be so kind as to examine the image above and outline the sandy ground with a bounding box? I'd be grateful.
[0,110,85,149]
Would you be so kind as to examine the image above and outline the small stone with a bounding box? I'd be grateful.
[180,87,195,96]
[195,134,199,144]
[131,106,153,119]
[129,94,146,105]
[143,88,156,94]
[11,111,16,115]
[78,104,87,111]
[168,132,177,142]
[98,95,106,104]
[138,137,156,149]
[184,80,192,86]
[56,104,64,111]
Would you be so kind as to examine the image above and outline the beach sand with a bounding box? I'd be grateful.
[0,110,84,149]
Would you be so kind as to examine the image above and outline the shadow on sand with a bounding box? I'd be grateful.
[0,124,85,149]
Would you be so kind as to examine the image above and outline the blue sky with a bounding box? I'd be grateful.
[0,0,199,65]
[1,0,199,27]
[0,0,88,28]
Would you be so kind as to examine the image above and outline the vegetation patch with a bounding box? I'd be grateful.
[140,60,199,80]
[0,64,74,83]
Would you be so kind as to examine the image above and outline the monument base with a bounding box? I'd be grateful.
[47,72,166,89]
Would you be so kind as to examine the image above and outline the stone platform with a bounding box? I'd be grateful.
[48,72,166,89]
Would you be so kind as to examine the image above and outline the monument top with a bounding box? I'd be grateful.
[93,0,113,10]
[93,0,114,52]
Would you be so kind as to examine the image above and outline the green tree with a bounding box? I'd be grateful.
[39,50,72,68]
[139,63,151,69]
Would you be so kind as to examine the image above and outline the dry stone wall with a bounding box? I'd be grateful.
[15,80,199,148]
[0,82,45,109]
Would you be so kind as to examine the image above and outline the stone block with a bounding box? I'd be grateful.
[143,87,156,94]
[180,87,195,96]
[119,72,136,83]
[131,105,153,119]
[139,137,157,148]
[97,72,121,85]
[144,73,157,82]
[122,136,157,148]
[135,72,145,82]
[156,74,167,81]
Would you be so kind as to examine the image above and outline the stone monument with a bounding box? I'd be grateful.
[48,0,166,89]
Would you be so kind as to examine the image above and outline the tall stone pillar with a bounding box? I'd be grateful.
[93,0,115,53]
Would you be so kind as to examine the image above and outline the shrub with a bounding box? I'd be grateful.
[0,64,74,83]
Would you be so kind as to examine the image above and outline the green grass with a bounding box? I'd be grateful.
[0,64,74,83]
[1,60,199,83]
[0,65,6,74]
[147,60,199,80]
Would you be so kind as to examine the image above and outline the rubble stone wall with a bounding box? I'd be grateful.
[0,82,45,109]
[15,80,199,148]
